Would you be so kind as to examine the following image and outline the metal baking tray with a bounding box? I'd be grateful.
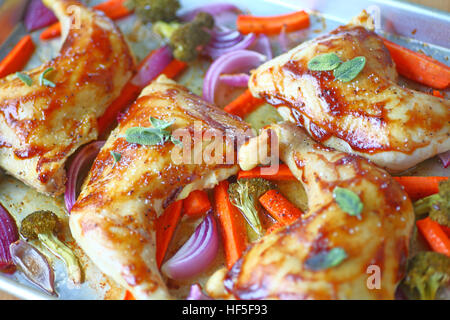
[0,0,448,300]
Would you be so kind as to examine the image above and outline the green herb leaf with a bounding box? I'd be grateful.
[170,136,183,147]
[150,117,174,130]
[110,151,122,164]
[125,117,182,147]
[307,53,342,71]
[305,247,348,271]
[16,72,33,86]
[39,67,56,87]
[333,187,363,217]
[333,56,366,82]
[125,127,165,146]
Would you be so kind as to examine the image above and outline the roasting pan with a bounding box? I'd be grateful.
[0,0,448,300]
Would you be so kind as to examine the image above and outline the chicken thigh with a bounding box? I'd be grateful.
[223,122,414,299]
[248,12,449,172]
[0,0,134,195]
[69,76,253,299]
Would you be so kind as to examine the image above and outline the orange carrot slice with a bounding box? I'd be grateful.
[416,217,450,257]
[238,164,296,181]
[383,39,450,89]
[259,189,303,224]
[223,89,265,118]
[0,35,35,78]
[393,176,448,201]
[155,200,183,268]
[213,180,248,269]
[183,190,212,218]
[237,10,310,35]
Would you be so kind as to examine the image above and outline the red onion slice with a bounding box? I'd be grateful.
[211,28,243,43]
[131,46,173,88]
[251,34,273,60]
[203,49,267,103]
[161,214,219,280]
[10,240,55,295]
[205,33,257,59]
[220,73,250,87]
[180,3,240,22]
[438,151,450,168]
[278,26,289,53]
[0,204,18,271]
[65,141,105,212]
[24,0,57,32]
[187,284,213,300]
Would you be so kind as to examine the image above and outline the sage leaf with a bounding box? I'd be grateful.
[39,67,56,87]
[110,151,122,163]
[305,247,348,271]
[125,127,164,146]
[307,53,342,71]
[16,72,33,86]
[333,187,363,217]
[150,117,174,130]
[333,56,366,82]
[170,136,183,147]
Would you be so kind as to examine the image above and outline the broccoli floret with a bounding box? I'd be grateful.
[125,0,180,23]
[414,179,449,227]
[20,211,82,284]
[228,178,276,240]
[401,251,450,300]
[153,12,215,62]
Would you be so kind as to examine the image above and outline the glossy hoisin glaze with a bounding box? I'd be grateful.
[248,12,450,172]
[0,0,134,195]
[69,76,253,299]
[222,122,414,299]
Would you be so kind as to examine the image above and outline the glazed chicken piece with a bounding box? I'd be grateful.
[221,122,414,299]
[248,12,450,172]
[69,76,253,299]
[0,0,134,195]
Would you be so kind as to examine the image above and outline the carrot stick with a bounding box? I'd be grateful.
[259,189,303,224]
[393,176,448,201]
[223,89,265,118]
[161,59,187,79]
[40,0,132,40]
[97,82,141,135]
[238,164,296,181]
[123,290,135,300]
[441,225,450,238]
[183,190,212,218]
[383,39,450,89]
[416,217,450,257]
[0,35,35,78]
[432,90,444,98]
[237,10,310,35]
[213,180,248,269]
[155,200,183,268]
[94,0,130,18]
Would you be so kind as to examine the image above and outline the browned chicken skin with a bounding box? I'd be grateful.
[248,12,449,172]
[222,122,414,299]
[70,76,253,299]
[0,0,134,195]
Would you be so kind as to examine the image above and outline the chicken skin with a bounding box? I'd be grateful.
[248,12,450,172]
[0,0,134,195]
[69,76,253,299]
[223,122,414,299]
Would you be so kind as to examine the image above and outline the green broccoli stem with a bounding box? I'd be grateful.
[38,233,82,284]
[413,194,440,216]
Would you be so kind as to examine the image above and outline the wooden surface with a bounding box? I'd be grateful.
[0,0,448,300]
